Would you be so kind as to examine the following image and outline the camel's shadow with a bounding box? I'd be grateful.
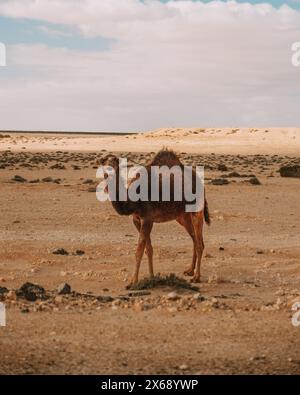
[126,273,199,292]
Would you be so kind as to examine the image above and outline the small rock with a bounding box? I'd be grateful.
[167,307,178,313]
[218,164,228,171]
[54,295,63,304]
[53,248,69,256]
[82,179,94,184]
[211,178,229,185]
[166,291,180,301]
[17,282,46,301]
[193,293,205,301]
[97,295,114,303]
[179,364,189,371]
[57,283,71,295]
[0,286,9,295]
[6,290,17,301]
[112,300,121,307]
[248,177,261,185]
[42,177,53,183]
[279,165,300,178]
[12,175,27,183]
[75,250,85,256]
[208,274,219,283]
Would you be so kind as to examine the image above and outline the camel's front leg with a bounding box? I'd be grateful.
[133,216,154,279]
[128,219,153,287]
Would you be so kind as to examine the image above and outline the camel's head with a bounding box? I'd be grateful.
[98,154,120,170]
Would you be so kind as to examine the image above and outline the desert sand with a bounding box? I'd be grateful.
[0,127,299,155]
[0,128,299,374]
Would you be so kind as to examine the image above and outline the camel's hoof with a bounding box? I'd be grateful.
[126,283,134,290]
[184,268,194,277]
[191,276,201,283]
[126,279,139,289]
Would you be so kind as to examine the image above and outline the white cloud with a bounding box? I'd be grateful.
[0,0,300,131]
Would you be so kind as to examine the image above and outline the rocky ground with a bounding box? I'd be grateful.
[0,146,300,374]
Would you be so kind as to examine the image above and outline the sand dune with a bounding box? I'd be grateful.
[0,127,299,155]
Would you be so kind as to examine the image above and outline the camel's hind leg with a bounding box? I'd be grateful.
[131,217,154,285]
[176,213,196,276]
[191,212,205,283]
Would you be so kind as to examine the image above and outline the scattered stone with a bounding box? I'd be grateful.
[217,163,228,171]
[12,175,27,183]
[49,163,66,170]
[42,177,53,183]
[179,364,189,371]
[219,246,225,251]
[53,248,69,256]
[211,178,229,185]
[17,282,46,302]
[82,179,94,184]
[167,307,178,313]
[166,291,180,301]
[279,165,300,178]
[256,250,264,254]
[75,250,85,256]
[248,177,261,185]
[6,290,17,301]
[224,171,241,178]
[0,286,9,295]
[57,283,71,295]
[193,293,205,301]
[208,274,219,284]
[54,295,64,304]
[96,295,114,303]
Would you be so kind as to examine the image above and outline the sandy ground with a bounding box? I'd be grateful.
[0,129,300,375]
[0,127,299,155]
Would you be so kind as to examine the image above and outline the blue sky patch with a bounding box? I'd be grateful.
[0,16,114,51]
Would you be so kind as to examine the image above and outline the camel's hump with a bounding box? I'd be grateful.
[150,149,182,166]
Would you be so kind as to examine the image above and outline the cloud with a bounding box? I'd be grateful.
[0,0,300,131]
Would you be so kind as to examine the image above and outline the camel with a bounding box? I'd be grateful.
[100,149,210,287]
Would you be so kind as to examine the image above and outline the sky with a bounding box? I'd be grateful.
[0,0,299,132]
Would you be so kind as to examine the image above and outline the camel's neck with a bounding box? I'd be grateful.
[111,165,135,216]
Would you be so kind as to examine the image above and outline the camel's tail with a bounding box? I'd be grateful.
[204,199,211,225]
